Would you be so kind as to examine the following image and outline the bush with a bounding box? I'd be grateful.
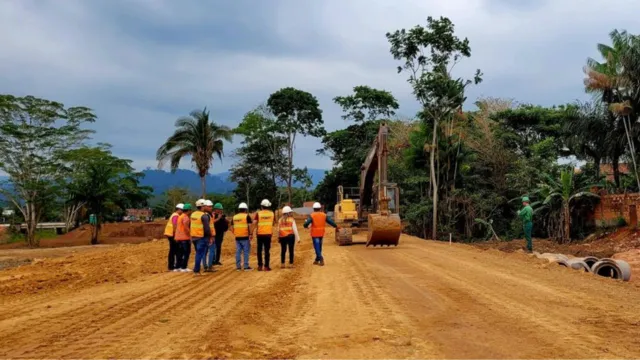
[617,216,627,227]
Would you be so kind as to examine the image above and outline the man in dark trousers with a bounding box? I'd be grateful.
[254,199,275,271]
[212,202,228,266]
[163,203,183,272]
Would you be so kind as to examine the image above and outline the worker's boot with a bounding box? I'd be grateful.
[280,263,285,269]
[319,259,325,266]
[313,260,319,265]
[258,266,263,271]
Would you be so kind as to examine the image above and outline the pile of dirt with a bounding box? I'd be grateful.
[49,222,166,247]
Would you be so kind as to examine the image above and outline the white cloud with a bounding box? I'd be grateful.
[1,0,639,175]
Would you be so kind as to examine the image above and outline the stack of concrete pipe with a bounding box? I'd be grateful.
[534,252,631,282]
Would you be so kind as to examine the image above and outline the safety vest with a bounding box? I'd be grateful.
[174,213,191,241]
[208,213,216,236]
[257,210,275,235]
[164,212,179,237]
[279,217,294,237]
[190,210,205,238]
[310,212,327,237]
[233,213,249,237]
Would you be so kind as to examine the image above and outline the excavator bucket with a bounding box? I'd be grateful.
[366,213,401,247]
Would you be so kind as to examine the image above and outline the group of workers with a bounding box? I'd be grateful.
[163,199,338,275]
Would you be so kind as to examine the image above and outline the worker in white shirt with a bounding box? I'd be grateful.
[277,206,300,268]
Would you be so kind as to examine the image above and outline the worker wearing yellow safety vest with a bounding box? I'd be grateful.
[191,199,214,275]
[277,206,300,268]
[253,199,275,272]
[163,203,184,272]
[231,202,253,271]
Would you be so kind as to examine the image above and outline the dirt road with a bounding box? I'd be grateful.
[1,229,640,358]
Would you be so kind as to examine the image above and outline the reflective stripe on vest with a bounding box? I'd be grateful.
[279,217,294,237]
[233,213,249,237]
[190,211,205,238]
[310,212,327,237]
[257,210,274,235]
[174,213,191,241]
[164,212,179,236]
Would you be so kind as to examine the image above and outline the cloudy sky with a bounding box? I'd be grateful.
[1,0,638,174]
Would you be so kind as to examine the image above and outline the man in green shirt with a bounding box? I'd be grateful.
[518,196,533,252]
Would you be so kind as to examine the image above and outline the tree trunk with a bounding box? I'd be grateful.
[563,202,571,244]
[430,118,439,240]
[200,176,206,198]
[613,155,621,188]
[622,115,640,191]
[91,222,99,245]
[25,201,38,248]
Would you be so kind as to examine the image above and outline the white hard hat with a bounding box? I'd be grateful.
[238,202,248,210]
[204,200,213,206]
[175,203,184,210]
[282,206,293,214]
[312,202,322,209]
[195,199,206,207]
[260,199,271,207]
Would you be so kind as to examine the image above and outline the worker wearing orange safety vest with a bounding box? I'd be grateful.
[163,203,184,272]
[254,199,275,272]
[231,202,253,271]
[174,203,193,272]
[303,202,338,266]
[191,199,214,275]
[278,206,300,268]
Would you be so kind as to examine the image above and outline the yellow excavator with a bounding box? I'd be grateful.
[334,122,402,247]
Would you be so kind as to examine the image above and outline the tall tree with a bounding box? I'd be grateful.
[0,95,95,247]
[333,85,399,123]
[267,87,325,204]
[156,108,233,197]
[69,147,152,244]
[584,30,640,189]
[235,105,288,205]
[387,16,482,240]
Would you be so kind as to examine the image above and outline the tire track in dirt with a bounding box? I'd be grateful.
[366,238,640,358]
[0,274,183,323]
[27,270,239,358]
[0,272,229,358]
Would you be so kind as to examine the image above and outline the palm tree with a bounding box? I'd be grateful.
[156,108,233,197]
[534,168,600,243]
[584,30,640,189]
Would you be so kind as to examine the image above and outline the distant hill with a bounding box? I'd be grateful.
[141,168,328,195]
[0,169,329,197]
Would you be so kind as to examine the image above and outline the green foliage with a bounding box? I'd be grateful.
[333,85,399,122]
[617,216,628,227]
[267,87,325,204]
[156,108,232,197]
[0,94,96,247]
[67,146,153,244]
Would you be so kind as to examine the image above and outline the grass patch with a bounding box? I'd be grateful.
[6,229,58,244]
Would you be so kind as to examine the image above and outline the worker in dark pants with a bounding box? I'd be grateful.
[163,203,184,272]
[277,206,300,268]
[254,199,275,271]
[174,204,193,272]
[518,196,534,253]
[212,202,228,266]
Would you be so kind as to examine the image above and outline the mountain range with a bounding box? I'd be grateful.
[0,169,328,198]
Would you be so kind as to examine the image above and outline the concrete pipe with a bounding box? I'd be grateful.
[537,253,568,264]
[565,258,592,273]
[578,256,599,268]
[591,259,632,282]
